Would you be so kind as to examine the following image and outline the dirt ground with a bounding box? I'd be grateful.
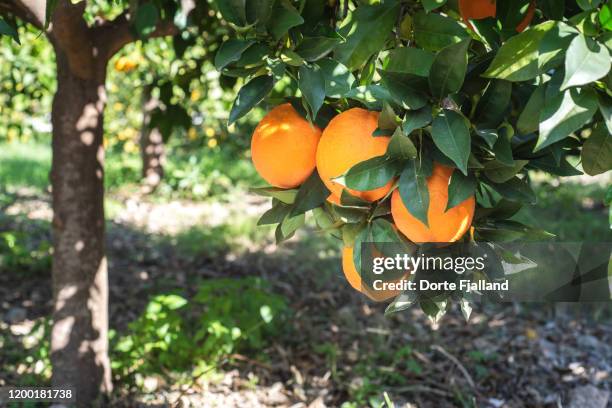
[1,189,610,408]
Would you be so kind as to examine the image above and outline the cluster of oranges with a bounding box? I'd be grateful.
[251,104,475,301]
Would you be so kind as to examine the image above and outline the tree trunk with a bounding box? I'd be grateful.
[50,49,112,406]
[140,84,165,193]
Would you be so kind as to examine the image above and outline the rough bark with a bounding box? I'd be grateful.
[49,44,111,406]
[140,85,165,193]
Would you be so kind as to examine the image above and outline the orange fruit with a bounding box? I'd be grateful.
[459,0,536,33]
[251,104,322,188]
[316,108,392,202]
[342,247,408,302]
[391,164,475,243]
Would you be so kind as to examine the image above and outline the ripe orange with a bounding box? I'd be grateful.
[391,164,475,243]
[342,247,407,302]
[316,108,392,202]
[459,0,536,33]
[251,104,322,188]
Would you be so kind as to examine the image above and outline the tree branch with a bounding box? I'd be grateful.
[94,11,179,61]
[0,0,45,29]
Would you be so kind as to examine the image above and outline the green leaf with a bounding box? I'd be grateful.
[570,9,599,36]
[386,48,435,77]
[134,3,159,38]
[484,160,529,183]
[229,75,275,125]
[379,102,398,131]
[422,0,447,12]
[387,128,418,160]
[215,40,255,70]
[474,80,512,129]
[318,58,355,98]
[250,187,297,204]
[380,71,429,110]
[0,19,19,44]
[484,21,556,82]
[413,11,469,51]
[290,170,331,216]
[344,156,400,191]
[487,177,536,204]
[561,35,611,90]
[517,85,546,135]
[599,95,612,134]
[600,4,612,30]
[538,22,579,71]
[430,110,471,175]
[216,0,247,26]
[446,172,476,211]
[246,0,276,27]
[403,106,433,134]
[334,0,400,70]
[428,39,470,100]
[398,160,430,226]
[536,87,598,151]
[475,129,498,149]
[277,212,305,242]
[577,0,601,10]
[492,125,514,166]
[345,85,393,110]
[298,64,326,120]
[258,202,291,225]
[295,37,341,61]
[268,0,304,40]
[582,124,612,175]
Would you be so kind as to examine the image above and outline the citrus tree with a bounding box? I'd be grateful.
[215,0,611,312]
[0,1,218,405]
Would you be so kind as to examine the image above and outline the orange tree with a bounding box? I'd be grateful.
[215,0,611,313]
[0,1,222,406]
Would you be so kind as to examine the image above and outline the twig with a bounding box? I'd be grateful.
[390,384,453,397]
[431,345,476,390]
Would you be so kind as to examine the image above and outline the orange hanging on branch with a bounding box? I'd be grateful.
[459,0,536,32]
[251,103,322,189]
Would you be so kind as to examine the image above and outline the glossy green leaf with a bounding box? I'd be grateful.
[216,0,247,26]
[517,85,546,135]
[399,160,430,226]
[474,80,512,129]
[258,202,291,225]
[484,22,556,81]
[344,156,400,191]
[268,0,304,40]
[484,160,529,183]
[577,0,601,10]
[318,58,355,98]
[250,187,297,204]
[429,39,470,100]
[387,128,418,160]
[475,129,498,149]
[582,124,612,175]
[446,172,476,211]
[403,106,433,134]
[386,48,435,77]
[380,71,429,110]
[298,64,326,120]
[599,95,612,134]
[538,22,579,71]
[561,35,611,90]
[290,170,331,216]
[295,37,341,61]
[488,177,536,204]
[413,11,469,51]
[335,0,400,70]
[536,87,598,151]
[430,110,471,175]
[215,40,255,70]
[229,75,274,125]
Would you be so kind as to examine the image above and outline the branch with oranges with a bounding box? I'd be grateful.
[213,0,612,319]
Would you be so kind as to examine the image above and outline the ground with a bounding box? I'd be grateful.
[0,143,611,408]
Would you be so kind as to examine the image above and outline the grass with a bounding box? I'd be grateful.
[0,142,51,190]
